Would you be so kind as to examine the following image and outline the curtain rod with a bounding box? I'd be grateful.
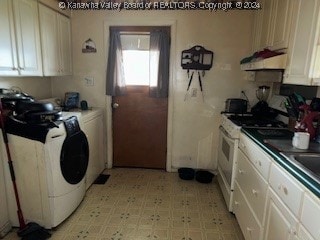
[119,32,150,36]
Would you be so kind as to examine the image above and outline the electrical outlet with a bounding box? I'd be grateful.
[191,88,197,97]
[84,76,94,86]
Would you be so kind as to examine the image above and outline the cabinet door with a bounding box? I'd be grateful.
[299,226,316,240]
[264,188,299,240]
[269,0,293,50]
[13,0,42,76]
[301,193,320,239]
[283,0,320,85]
[39,4,59,76]
[236,149,268,224]
[258,0,273,50]
[252,6,263,52]
[58,14,72,76]
[0,0,19,76]
[234,181,263,240]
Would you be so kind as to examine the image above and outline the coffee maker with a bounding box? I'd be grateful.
[251,86,270,116]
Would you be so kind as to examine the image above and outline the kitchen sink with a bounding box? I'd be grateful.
[280,152,320,185]
[264,139,320,153]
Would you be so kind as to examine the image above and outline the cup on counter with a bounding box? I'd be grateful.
[292,132,310,150]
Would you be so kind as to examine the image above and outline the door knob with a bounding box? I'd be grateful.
[112,103,119,109]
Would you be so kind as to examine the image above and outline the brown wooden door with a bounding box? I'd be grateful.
[112,86,168,169]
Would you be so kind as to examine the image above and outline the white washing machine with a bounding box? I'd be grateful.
[2,114,88,229]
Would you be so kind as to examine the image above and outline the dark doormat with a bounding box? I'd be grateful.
[93,174,110,184]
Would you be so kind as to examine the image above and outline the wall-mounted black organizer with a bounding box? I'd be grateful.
[181,45,213,71]
[181,45,214,101]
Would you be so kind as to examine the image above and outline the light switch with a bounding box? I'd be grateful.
[84,76,94,86]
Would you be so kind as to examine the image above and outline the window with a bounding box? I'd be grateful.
[120,34,150,86]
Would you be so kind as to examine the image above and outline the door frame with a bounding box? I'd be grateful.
[104,18,176,172]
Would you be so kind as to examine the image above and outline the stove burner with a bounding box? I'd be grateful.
[228,115,287,128]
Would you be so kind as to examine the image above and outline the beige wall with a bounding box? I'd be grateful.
[51,10,257,170]
[0,77,52,99]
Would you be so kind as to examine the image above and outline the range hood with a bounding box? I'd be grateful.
[240,54,287,71]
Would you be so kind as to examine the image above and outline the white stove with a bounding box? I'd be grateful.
[217,95,288,212]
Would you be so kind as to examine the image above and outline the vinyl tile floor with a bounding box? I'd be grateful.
[3,168,244,240]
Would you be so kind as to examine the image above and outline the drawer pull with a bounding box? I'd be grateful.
[289,228,297,236]
[246,227,253,233]
[238,169,245,174]
[278,184,289,195]
[252,189,258,196]
[234,201,239,206]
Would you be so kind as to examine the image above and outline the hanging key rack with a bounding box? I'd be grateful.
[181,45,214,101]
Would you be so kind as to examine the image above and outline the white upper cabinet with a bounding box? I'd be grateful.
[0,0,42,76]
[39,4,72,76]
[58,15,72,76]
[253,0,293,51]
[258,0,273,50]
[269,0,293,51]
[283,0,320,85]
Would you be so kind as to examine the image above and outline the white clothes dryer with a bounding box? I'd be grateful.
[2,115,88,229]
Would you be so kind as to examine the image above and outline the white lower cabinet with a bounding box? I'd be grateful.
[298,225,316,240]
[269,163,303,218]
[300,192,320,239]
[234,181,263,240]
[264,188,299,240]
[236,149,268,223]
[235,133,320,240]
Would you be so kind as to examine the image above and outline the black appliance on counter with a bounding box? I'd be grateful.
[224,98,248,113]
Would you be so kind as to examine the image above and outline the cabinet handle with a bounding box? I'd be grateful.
[234,201,239,206]
[19,67,24,70]
[246,227,253,233]
[12,67,18,70]
[252,189,258,196]
[238,169,244,174]
[278,184,288,195]
[289,228,297,236]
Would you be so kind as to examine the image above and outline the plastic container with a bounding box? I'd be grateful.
[195,170,214,183]
[178,168,195,180]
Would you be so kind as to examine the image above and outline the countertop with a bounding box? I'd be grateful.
[241,128,320,198]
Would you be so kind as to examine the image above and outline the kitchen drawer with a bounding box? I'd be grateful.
[236,149,268,224]
[234,181,263,240]
[269,163,303,217]
[300,192,320,239]
[239,133,272,180]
